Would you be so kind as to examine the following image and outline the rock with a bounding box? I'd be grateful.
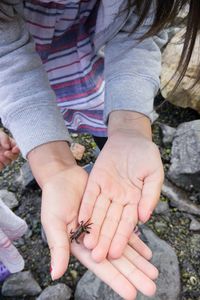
[190,234,200,261]
[161,29,200,114]
[159,123,176,144]
[189,218,200,231]
[83,163,94,174]
[152,111,159,122]
[37,284,72,300]
[75,227,180,300]
[71,133,78,138]
[0,189,18,209]
[167,120,200,191]
[75,271,122,300]
[162,179,200,216]
[41,226,48,244]
[155,200,169,214]
[137,226,180,300]
[2,271,42,296]
[15,162,37,188]
[70,143,85,160]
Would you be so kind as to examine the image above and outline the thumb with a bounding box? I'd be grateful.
[138,175,163,224]
[42,215,71,281]
[0,229,24,273]
[0,132,11,150]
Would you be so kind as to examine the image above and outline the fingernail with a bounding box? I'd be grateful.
[50,265,55,280]
[145,211,152,223]
[140,211,153,224]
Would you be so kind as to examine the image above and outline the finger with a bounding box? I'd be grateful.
[4,151,19,161]
[78,179,100,223]
[0,229,24,273]
[10,138,17,148]
[109,204,138,259]
[0,155,11,166]
[42,215,70,281]
[72,241,137,300]
[138,173,164,223]
[128,233,152,261]
[83,194,110,249]
[91,202,123,262]
[0,132,11,150]
[11,146,20,154]
[110,256,157,297]
[124,245,158,280]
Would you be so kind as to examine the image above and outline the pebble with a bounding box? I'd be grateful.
[155,200,169,214]
[189,218,200,231]
[37,283,72,300]
[2,271,42,296]
[0,189,19,209]
[162,179,200,216]
[70,143,85,160]
[15,162,37,189]
[159,123,176,144]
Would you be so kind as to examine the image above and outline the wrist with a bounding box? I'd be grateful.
[108,111,152,140]
[27,141,77,188]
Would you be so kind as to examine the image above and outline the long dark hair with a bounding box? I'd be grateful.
[127,0,200,88]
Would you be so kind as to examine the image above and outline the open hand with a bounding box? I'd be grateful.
[41,164,88,280]
[79,129,164,262]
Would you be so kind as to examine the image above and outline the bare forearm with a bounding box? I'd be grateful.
[27,141,76,188]
[108,111,152,140]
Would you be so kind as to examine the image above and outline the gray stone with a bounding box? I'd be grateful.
[159,123,176,145]
[15,162,37,188]
[137,226,180,300]
[155,201,169,214]
[162,179,200,216]
[168,120,200,191]
[75,271,122,300]
[83,163,94,174]
[0,189,19,209]
[37,284,72,300]
[75,227,180,300]
[189,218,200,231]
[2,271,42,296]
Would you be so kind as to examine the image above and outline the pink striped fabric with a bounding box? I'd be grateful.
[24,0,107,136]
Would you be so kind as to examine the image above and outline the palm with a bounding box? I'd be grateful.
[41,165,88,280]
[79,132,164,262]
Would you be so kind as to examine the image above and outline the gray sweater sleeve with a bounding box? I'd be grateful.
[104,9,168,123]
[0,1,71,158]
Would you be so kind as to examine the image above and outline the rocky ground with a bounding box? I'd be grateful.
[0,97,200,300]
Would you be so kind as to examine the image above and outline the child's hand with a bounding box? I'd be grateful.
[0,131,20,170]
[72,231,158,299]
[79,129,164,262]
[40,165,88,280]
